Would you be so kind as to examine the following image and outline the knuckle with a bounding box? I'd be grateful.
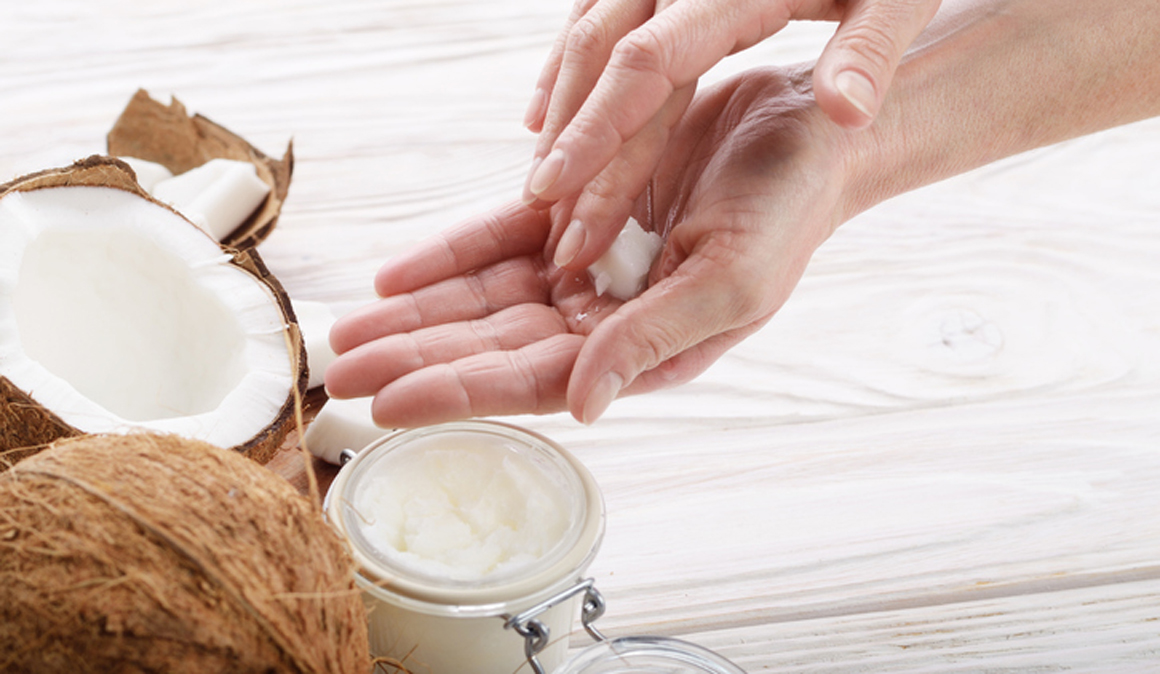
[565,13,612,63]
[728,275,771,322]
[509,351,541,407]
[696,237,772,322]
[510,343,561,415]
[569,0,602,20]
[467,317,500,351]
[446,365,477,418]
[564,106,630,155]
[612,23,670,79]
[462,271,490,313]
[621,313,684,372]
[838,19,906,73]
[580,171,637,213]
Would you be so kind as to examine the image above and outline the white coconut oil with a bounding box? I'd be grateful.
[588,217,663,301]
[351,433,573,583]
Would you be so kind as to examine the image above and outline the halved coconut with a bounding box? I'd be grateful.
[107,89,293,249]
[0,156,307,467]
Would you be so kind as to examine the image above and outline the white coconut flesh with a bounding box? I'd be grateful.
[149,158,271,242]
[303,396,386,465]
[0,185,295,448]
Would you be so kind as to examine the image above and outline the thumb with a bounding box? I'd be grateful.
[813,0,942,129]
[566,249,779,424]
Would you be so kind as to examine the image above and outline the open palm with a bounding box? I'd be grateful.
[326,66,850,426]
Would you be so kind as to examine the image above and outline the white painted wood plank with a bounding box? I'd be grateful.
[689,577,1160,672]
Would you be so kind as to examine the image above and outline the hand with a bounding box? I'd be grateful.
[521,0,940,274]
[325,66,853,426]
[326,0,1160,428]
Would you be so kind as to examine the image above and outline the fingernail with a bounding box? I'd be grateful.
[528,148,566,197]
[523,88,548,131]
[521,155,543,205]
[834,69,876,120]
[553,219,585,268]
[581,371,622,425]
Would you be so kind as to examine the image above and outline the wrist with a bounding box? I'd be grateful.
[831,0,1017,219]
[831,0,1160,224]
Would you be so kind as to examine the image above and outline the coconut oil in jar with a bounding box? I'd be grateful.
[326,421,605,674]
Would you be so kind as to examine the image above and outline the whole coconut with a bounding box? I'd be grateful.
[0,433,370,673]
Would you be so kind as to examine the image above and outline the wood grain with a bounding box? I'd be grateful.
[2,1,1158,671]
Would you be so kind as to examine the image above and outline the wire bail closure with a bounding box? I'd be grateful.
[504,578,608,674]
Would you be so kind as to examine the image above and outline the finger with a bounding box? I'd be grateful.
[813,0,942,129]
[373,201,551,298]
[371,333,585,427]
[324,303,569,399]
[525,0,794,204]
[565,232,795,424]
[623,319,766,395]
[552,81,695,270]
[522,0,655,204]
[524,0,602,132]
[330,255,550,354]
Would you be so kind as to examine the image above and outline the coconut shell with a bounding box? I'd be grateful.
[0,152,151,197]
[106,88,293,249]
[0,156,309,468]
[0,432,371,674]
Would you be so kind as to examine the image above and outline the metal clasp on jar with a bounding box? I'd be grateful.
[503,578,607,674]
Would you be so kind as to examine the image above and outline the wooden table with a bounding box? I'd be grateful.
[4,1,1159,671]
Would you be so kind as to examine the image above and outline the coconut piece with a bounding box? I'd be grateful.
[151,158,272,241]
[117,155,173,192]
[588,216,663,301]
[292,298,340,390]
[0,156,307,467]
[303,396,388,465]
[107,88,293,249]
[0,432,371,673]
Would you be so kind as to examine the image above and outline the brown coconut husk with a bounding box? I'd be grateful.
[0,156,309,468]
[0,378,82,468]
[0,432,371,673]
[106,88,294,250]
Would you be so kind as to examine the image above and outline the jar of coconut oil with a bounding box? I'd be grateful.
[326,420,748,674]
[325,420,606,674]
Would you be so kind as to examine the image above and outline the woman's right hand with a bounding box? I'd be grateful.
[521,0,941,275]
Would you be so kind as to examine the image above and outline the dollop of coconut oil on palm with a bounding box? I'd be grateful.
[349,431,574,583]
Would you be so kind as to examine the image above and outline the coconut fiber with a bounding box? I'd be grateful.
[0,432,370,673]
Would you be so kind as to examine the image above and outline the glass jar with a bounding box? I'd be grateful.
[325,420,606,674]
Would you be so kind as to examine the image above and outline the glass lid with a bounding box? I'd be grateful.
[554,636,746,674]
